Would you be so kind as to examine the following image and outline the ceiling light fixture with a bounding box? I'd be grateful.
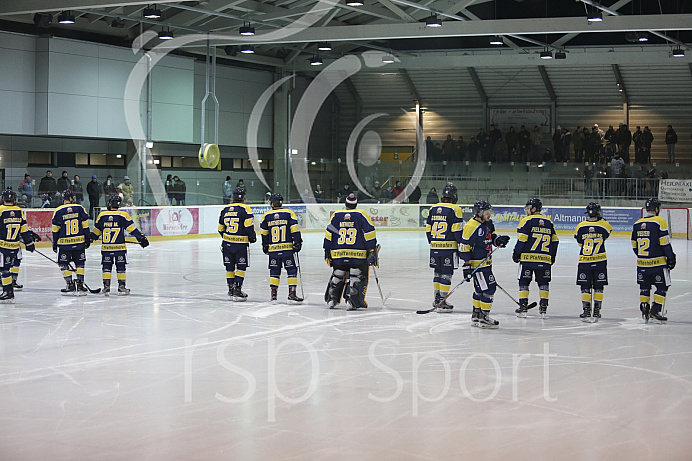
[111,18,125,28]
[672,47,685,57]
[317,42,332,51]
[310,55,323,66]
[58,11,75,24]
[240,44,254,54]
[32,13,53,28]
[158,28,173,40]
[540,49,553,59]
[489,35,504,45]
[143,5,162,19]
[224,45,238,56]
[555,50,566,59]
[239,22,255,36]
[345,0,364,6]
[382,53,395,64]
[425,14,442,27]
[587,11,603,22]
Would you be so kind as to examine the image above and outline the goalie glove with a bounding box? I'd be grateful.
[367,245,380,267]
[139,236,150,248]
[324,249,332,267]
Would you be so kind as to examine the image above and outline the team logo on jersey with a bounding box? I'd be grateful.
[239,258,246,263]
[598,273,605,279]
[589,227,595,233]
[478,228,484,236]
[545,270,550,276]
[579,273,586,280]
[104,256,111,262]
[638,272,643,280]
[274,213,279,220]
[344,213,351,220]
[539,219,545,226]
[59,254,67,261]
[655,275,661,282]
[286,260,293,267]
[488,275,495,282]
[108,216,113,221]
[437,207,442,214]
[641,223,647,229]
[9,211,14,217]
[271,259,276,265]
[524,270,531,277]
[117,256,124,261]
[444,258,450,265]
[67,207,73,213]
[224,256,229,262]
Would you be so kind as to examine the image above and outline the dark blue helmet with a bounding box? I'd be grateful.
[473,200,492,216]
[232,187,246,202]
[108,194,122,209]
[441,184,458,204]
[1,189,16,204]
[61,189,74,202]
[525,198,542,213]
[645,197,661,212]
[270,193,283,208]
[585,202,601,218]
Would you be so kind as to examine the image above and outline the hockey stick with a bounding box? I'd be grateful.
[294,251,306,300]
[371,265,390,306]
[416,247,498,314]
[495,281,537,311]
[43,237,101,294]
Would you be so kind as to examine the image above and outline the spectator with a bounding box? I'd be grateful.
[456,135,467,162]
[519,125,531,163]
[573,126,583,163]
[611,153,625,195]
[426,187,439,204]
[620,124,632,163]
[165,174,174,205]
[392,180,404,202]
[505,127,519,161]
[561,128,571,162]
[665,125,678,164]
[425,136,435,162]
[38,170,57,198]
[552,128,563,162]
[477,128,490,161]
[642,126,654,165]
[408,185,421,204]
[488,124,502,154]
[467,136,479,162]
[174,176,186,205]
[18,174,33,207]
[584,164,594,198]
[369,181,382,201]
[543,148,553,163]
[103,175,116,198]
[493,137,507,163]
[223,176,233,204]
[87,175,100,219]
[71,175,84,205]
[530,125,543,162]
[56,170,70,193]
[632,126,643,160]
[119,176,134,206]
[441,134,455,163]
[314,184,326,203]
[236,179,246,192]
[337,184,352,202]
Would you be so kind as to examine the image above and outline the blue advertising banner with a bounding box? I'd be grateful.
[489,206,640,233]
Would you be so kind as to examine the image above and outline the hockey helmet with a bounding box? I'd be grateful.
[525,197,543,213]
[441,184,458,204]
[232,187,246,202]
[645,197,661,212]
[108,194,122,209]
[270,193,283,208]
[61,189,74,202]
[1,188,16,204]
[473,200,492,216]
[585,202,601,218]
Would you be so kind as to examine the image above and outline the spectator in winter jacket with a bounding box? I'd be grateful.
[87,175,100,219]
[665,125,678,163]
[165,174,174,204]
[119,176,134,206]
[18,174,33,207]
[103,175,116,197]
[426,187,439,204]
[223,176,233,204]
[56,171,71,193]
[70,175,84,205]
[38,170,57,197]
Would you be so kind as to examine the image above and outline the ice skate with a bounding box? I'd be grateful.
[640,302,650,323]
[477,311,499,329]
[471,308,481,325]
[515,300,529,318]
[270,286,278,304]
[649,305,667,324]
[287,286,303,304]
[12,280,22,291]
[227,282,235,299]
[539,299,549,319]
[103,279,111,297]
[61,280,76,296]
[0,290,15,304]
[117,283,130,296]
[580,301,592,323]
[327,298,338,309]
[233,283,248,302]
[434,293,453,313]
[592,302,601,323]
[75,280,88,296]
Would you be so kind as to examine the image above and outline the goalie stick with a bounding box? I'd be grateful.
[416,247,498,314]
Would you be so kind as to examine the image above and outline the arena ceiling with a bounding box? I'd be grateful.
[0,1,690,70]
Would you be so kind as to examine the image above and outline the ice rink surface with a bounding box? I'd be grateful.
[1,230,691,460]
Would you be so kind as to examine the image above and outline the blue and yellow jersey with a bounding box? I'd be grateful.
[513,214,559,266]
[426,202,464,255]
[323,208,377,265]
[260,208,302,257]
[631,215,675,270]
[0,205,31,250]
[92,209,143,252]
[218,203,255,248]
[52,203,90,250]
[574,218,612,267]
[460,218,495,268]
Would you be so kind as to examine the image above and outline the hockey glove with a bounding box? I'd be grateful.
[462,264,473,281]
[494,235,510,248]
[25,241,35,253]
[89,232,99,243]
[52,240,58,253]
[512,251,521,263]
[325,249,332,267]
[84,235,91,249]
[367,247,379,267]
[293,242,302,253]
[668,254,676,270]
[30,231,42,242]
[139,236,150,248]
[248,234,257,244]
[262,245,269,255]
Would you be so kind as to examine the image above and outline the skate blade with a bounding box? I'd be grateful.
[516,312,528,318]
[437,309,453,314]
[13,288,22,292]
[327,301,338,309]
[288,299,304,305]
[233,297,248,302]
[540,313,548,319]
[471,322,479,328]
[104,291,110,297]
[0,298,15,304]
[580,317,591,323]
[477,323,499,329]
[117,292,130,296]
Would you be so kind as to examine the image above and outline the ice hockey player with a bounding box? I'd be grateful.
[0,189,39,292]
[52,190,91,295]
[218,187,256,301]
[574,202,612,322]
[513,198,559,318]
[0,189,36,303]
[324,193,378,310]
[459,200,510,328]
[631,198,676,323]
[260,193,303,303]
[425,184,464,312]
[90,195,149,295]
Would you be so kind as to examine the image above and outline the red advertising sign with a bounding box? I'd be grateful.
[25,209,54,241]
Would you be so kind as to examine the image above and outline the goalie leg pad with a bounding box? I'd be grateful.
[347,265,369,309]
[325,267,348,305]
